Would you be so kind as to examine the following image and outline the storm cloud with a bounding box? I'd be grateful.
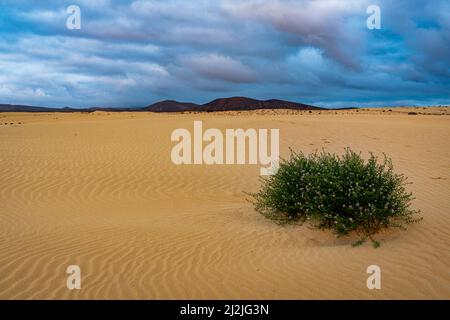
[0,0,448,108]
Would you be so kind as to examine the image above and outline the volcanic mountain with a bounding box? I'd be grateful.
[1,97,323,112]
[146,97,322,112]
[199,97,321,112]
[146,100,199,112]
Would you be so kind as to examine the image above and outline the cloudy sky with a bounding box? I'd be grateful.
[0,0,449,108]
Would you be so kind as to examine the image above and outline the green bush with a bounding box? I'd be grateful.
[250,148,422,247]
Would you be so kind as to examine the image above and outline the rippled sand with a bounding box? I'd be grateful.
[0,108,449,299]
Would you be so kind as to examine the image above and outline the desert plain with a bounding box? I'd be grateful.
[0,107,449,299]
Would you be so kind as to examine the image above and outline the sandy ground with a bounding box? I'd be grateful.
[0,107,449,299]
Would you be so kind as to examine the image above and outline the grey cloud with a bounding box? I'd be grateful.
[0,0,449,108]
[180,53,258,83]
[221,0,370,70]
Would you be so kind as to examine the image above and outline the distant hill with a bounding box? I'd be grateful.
[199,97,322,112]
[1,97,323,113]
[0,104,143,113]
[0,104,65,112]
[146,97,322,112]
[146,100,199,112]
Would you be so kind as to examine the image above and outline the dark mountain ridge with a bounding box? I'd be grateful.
[198,97,321,112]
[147,100,199,112]
[1,97,324,113]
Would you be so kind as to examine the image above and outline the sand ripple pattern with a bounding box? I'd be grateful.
[0,112,449,299]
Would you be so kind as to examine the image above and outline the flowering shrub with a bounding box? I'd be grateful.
[250,148,422,247]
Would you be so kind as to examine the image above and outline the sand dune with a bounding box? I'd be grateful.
[0,108,449,299]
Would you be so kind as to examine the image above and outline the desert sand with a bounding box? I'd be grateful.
[0,107,449,299]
